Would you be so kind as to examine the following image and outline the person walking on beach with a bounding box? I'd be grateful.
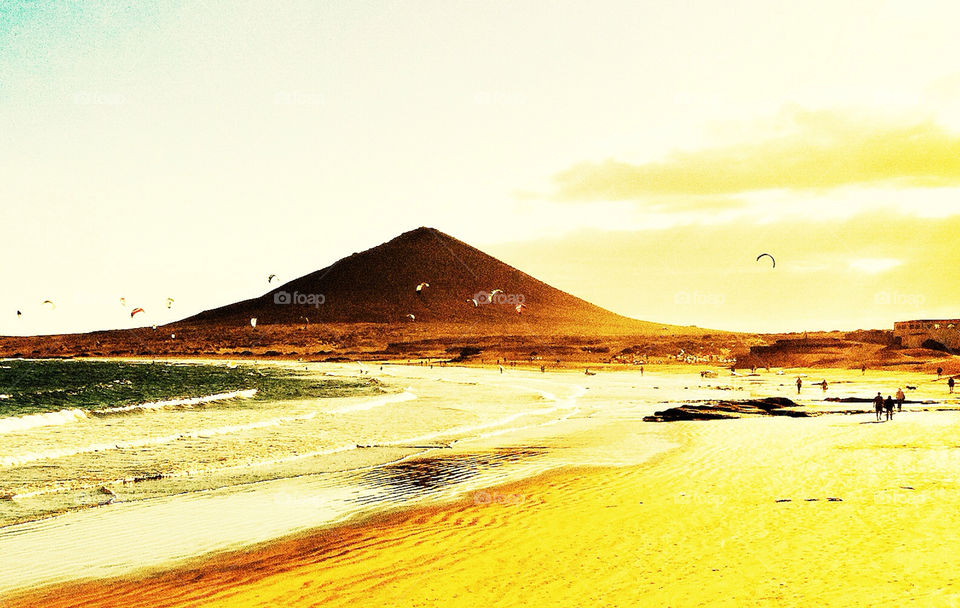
[796,377,802,394]
[861,365,867,375]
[949,377,955,394]
[874,392,884,421]
[896,388,905,412]
[937,367,944,379]
[821,380,828,392]
[884,396,895,421]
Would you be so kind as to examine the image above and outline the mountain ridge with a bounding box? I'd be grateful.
[185,226,668,333]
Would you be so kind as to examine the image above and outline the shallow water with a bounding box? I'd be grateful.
[0,360,389,524]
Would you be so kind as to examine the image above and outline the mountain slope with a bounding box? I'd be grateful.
[185,227,664,333]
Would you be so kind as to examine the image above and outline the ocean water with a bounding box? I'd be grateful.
[0,359,607,532]
[0,360,393,524]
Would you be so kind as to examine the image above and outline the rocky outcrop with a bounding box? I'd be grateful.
[644,397,811,422]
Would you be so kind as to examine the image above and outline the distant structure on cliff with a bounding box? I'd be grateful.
[893,319,960,351]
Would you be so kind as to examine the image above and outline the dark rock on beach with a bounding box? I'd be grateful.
[644,397,812,422]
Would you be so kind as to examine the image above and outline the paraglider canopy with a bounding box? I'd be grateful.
[166,298,175,309]
[268,274,278,284]
[250,317,257,328]
[406,313,416,321]
[515,303,526,314]
[416,282,429,293]
[756,253,776,268]
[130,307,145,318]
[42,300,55,310]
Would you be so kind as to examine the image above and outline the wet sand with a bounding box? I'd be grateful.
[7,403,960,607]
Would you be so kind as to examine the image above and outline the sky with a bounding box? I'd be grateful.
[1,0,959,335]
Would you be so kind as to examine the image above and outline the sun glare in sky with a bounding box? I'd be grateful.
[2,0,959,334]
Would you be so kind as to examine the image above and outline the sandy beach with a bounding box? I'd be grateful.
[5,363,960,607]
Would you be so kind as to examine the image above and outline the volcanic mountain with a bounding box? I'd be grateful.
[185,227,665,334]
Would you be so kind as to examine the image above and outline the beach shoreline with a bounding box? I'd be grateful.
[0,464,610,608]
[7,403,960,607]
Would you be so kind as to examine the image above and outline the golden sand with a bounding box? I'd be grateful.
[7,411,960,607]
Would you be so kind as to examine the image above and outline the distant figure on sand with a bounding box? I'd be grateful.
[796,377,802,394]
[821,380,828,392]
[884,396,894,421]
[937,367,943,379]
[950,377,955,394]
[861,365,866,375]
[896,388,905,412]
[874,392,884,421]
[640,365,644,376]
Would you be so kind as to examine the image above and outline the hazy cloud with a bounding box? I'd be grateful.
[552,111,960,201]
[488,210,960,332]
